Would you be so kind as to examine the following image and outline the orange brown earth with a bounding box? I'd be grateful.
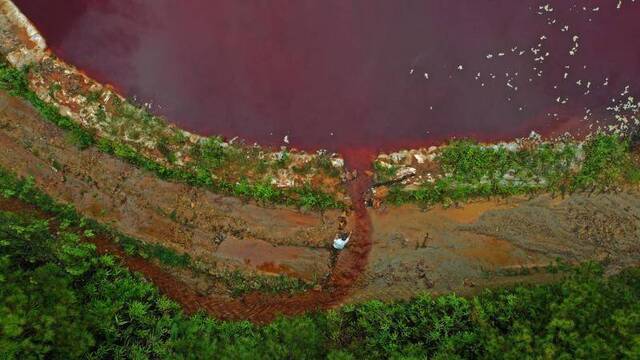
[349,193,640,303]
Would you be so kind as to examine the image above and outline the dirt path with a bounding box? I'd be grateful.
[105,153,376,322]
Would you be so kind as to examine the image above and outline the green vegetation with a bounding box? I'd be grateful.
[1,199,639,359]
[574,134,640,190]
[0,63,96,150]
[115,233,190,268]
[0,158,638,359]
[386,135,640,206]
[0,62,342,211]
[373,160,399,183]
[214,270,313,297]
[85,90,102,104]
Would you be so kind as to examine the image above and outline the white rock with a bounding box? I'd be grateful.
[390,152,406,163]
[504,142,519,152]
[396,167,417,179]
[413,153,428,164]
[529,131,542,140]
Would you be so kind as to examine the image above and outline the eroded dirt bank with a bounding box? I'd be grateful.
[0,90,379,321]
[349,193,640,302]
[0,91,342,282]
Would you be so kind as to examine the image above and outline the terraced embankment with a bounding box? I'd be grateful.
[0,89,377,321]
[0,90,340,279]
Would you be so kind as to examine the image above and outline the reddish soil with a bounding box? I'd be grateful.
[0,89,379,322]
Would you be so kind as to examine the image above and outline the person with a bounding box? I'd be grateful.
[333,232,351,250]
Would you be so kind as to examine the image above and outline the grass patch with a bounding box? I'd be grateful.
[115,234,190,268]
[386,135,640,206]
[215,270,313,297]
[373,160,399,183]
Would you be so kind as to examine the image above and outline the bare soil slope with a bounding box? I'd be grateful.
[350,194,640,302]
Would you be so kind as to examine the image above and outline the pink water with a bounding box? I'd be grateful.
[14,0,640,153]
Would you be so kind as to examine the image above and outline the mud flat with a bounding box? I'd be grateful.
[348,193,640,303]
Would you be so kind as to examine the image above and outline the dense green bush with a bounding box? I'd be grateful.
[573,134,640,191]
[1,204,639,359]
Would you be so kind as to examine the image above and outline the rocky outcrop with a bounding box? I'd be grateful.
[0,0,46,67]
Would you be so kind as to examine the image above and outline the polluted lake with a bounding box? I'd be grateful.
[2,0,640,357]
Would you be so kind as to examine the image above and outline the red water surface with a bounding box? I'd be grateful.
[14,0,640,153]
